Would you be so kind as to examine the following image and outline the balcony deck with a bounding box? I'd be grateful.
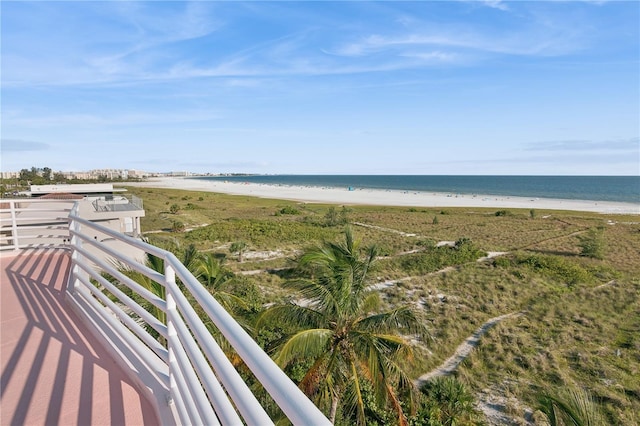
[0,249,159,425]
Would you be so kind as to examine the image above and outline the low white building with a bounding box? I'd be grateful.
[2,184,147,261]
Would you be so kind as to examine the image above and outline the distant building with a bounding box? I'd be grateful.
[0,171,20,179]
[23,183,145,239]
[127,169,147,179]
[30,183,124,197]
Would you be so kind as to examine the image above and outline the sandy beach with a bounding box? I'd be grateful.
[125,177,639,215]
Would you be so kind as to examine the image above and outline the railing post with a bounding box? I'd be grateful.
[9,200,19,250]
[164,263,187,424]
[68,213,88,294]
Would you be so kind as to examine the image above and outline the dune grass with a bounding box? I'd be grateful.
[124,185,640,424]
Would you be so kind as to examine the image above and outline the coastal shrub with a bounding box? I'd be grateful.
[226,275,262,311]
[493,256,513,268]
[495,209,512,217]
[323,206,350,226]
[578,228,606,260]
[184,203,201,210]
[324,206,340,226]
[169,203,180,214]
[278,206,300,215]
[411,377,483,426]
[515,253,593,287]
[417,238,436,249]
[432,215,439,225]
[171,220,185,232]
[399,238,485,275]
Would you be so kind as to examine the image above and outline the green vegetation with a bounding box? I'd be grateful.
[259,228,427,424]
[578,228,606,260]
[229,241,249,262]
[537,387,606,426]
[411,377,485,426]
[121,185,640,425]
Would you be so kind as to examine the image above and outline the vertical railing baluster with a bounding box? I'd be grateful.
[67,208,89,294]
[165,262,192,425]
[10,200,19,250]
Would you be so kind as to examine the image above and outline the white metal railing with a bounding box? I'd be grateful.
[91,194,144,212]
[7,199,330,425]
[0,199,73,250]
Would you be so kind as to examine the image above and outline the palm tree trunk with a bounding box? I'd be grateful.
[329,395,338,424]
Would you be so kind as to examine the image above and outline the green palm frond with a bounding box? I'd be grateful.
[181,243,200,272]
[146,252,165,273]
[257,303,327,331]
[361,291,381,313]
[196,253,233,290]
[538,387,606,426]
[211,290,249,313]
[283,278,342,317]
[350,359,367,426]
[357,306,428,338]
[275,328,333,367]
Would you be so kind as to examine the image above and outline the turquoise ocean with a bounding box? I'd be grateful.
[192,176,640,204]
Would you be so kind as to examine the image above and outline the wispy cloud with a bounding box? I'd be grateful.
[329,27,581,59]
[1,139,50,152]
[6,110,223,128]
[459,0,510,12]
[1,0,598,88]
[481,0,510,11]
[3,1,223,87]
[526,137,639,152]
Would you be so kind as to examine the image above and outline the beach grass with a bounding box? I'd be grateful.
[124,185,639,424]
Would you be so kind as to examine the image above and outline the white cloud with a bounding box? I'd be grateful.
[1,139,50,152]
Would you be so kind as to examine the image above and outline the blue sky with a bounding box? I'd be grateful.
[2,1,639,175]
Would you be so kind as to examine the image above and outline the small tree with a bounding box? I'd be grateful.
[578,228,605,260]
[324,206,340,226]
[229,241,248,262]
[171,220,185,233]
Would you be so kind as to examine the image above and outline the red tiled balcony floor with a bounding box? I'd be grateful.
[0,249,159,425]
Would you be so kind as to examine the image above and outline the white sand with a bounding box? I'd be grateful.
[124,177,639,215]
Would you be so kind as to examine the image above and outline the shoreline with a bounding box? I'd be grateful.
[124,177,639,215]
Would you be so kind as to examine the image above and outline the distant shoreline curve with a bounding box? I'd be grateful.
[124,177,640,215]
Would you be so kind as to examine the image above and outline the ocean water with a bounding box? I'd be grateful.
[193,175,640,204]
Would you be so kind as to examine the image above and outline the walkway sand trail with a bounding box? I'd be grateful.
[416,312,524,385]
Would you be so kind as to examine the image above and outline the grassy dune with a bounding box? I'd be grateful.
[125,185,640,424]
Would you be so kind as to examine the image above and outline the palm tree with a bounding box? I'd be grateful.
[230,241,248,262]
[194,252,248,312]
[258,227,427,425]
